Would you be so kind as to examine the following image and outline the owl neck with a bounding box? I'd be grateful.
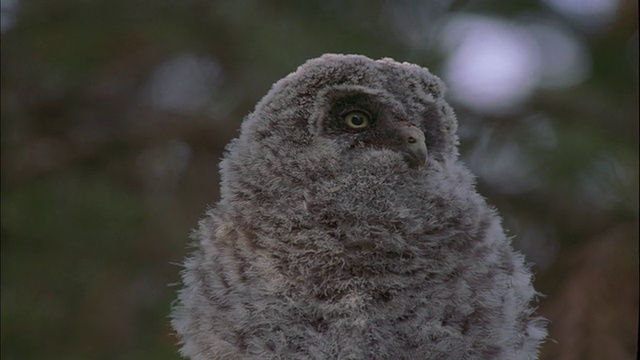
[221,153,487,252]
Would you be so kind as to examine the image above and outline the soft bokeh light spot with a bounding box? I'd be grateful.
[542,0,619,31]
[578,153,637,212]
[1,0,19,33]
[383,0,451,53]
[465,127,541,194]
[141,54,223,115]
[527,21,591,88]
[440,16,541,113]
[439,15,591,113]
[135,139,192,191]
[520,113,558,149]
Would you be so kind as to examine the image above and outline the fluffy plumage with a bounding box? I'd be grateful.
[171,54,546,359]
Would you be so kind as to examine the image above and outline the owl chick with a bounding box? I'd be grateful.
[171,54,546,360]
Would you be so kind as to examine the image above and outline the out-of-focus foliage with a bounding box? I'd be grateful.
[1,1,637,359]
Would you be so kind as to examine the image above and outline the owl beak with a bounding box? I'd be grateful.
[398,125,427,171]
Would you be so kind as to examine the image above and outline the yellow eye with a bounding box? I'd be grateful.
[343,111,371,129]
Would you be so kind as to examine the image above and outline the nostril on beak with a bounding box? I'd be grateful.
[398,125,427,171]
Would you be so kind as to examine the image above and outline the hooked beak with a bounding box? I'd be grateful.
[397,125,427,171]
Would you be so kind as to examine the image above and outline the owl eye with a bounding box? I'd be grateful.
[343,111,371,129]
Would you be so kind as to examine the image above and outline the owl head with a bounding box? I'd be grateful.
[220,54,460,204]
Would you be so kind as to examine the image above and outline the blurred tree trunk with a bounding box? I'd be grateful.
[539,223,639,360]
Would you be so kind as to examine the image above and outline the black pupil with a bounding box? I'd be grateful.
[350,114,364,126]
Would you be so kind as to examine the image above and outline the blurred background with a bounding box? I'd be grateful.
[1,0,637,359]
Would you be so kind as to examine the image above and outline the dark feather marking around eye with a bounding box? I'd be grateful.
[323,96,381,136]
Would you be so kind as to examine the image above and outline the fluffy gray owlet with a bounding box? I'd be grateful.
[171,54,547,359]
